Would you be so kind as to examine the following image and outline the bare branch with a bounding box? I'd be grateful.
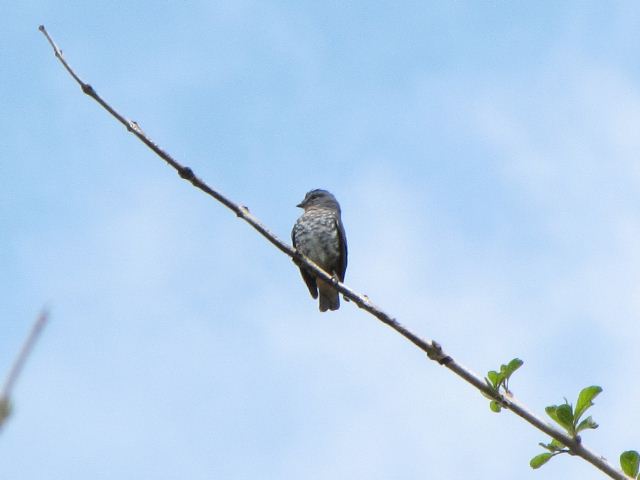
[38,25,628,479]
[1,310,49,400]
[1,309,49,429]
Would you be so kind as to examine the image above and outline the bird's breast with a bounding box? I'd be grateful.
[293,210,340,269]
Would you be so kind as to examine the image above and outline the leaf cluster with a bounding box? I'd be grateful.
[530,386,601,469]
[484,358,523,412]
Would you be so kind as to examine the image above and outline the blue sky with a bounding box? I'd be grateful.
[2,2,640,479]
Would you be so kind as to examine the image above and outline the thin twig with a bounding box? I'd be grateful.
[1,310,49,400]
[38,25,628,479]
[1,310,49,429]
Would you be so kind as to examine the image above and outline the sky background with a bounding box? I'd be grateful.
[2,2,640,479]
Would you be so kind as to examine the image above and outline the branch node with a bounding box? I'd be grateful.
[81,83,95,96]
[427,340,452,365]
[178,166,194,180]
[237,205,250,217]
[127,120,144,134]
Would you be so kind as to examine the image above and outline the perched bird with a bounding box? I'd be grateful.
[292,189,348,312]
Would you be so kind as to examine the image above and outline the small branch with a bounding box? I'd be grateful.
[1,310,49,400]
[39,25,627,479]
[1,309,49,429]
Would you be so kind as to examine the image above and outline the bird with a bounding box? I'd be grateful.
[292,189,348,312]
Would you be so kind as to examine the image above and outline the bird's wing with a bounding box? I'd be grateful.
[299,268,318,299]
[335,217,348,281]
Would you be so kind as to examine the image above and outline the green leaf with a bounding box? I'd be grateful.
[538,441,564,453]
[530,452,553,469]
[576,415,598,433]
[545,405,560,423]
[574,386,602,422]
[487,370,501,388]
[555,404,575,434]
[620,450,640,477]
[549,438,566,451]
[489,400,502,413]
[505,358,523,376]
[486,358,524,393]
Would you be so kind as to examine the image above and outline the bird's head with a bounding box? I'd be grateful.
[296,189,340,211]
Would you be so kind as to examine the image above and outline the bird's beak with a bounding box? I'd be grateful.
[296,201,304,208]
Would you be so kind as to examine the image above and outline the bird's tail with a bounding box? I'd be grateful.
[317,279,339,312]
